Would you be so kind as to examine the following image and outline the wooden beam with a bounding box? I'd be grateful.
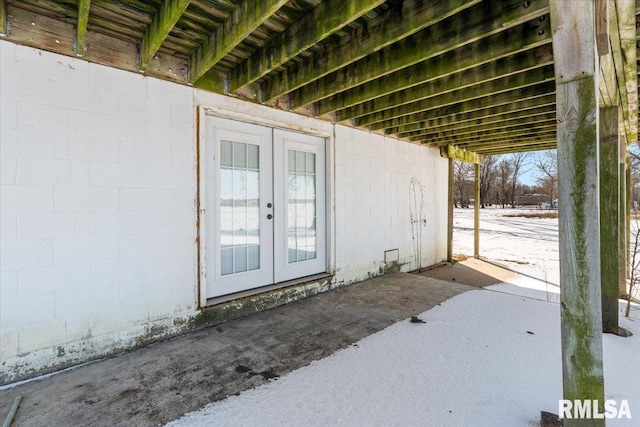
[426,123,558,145]
[291,0,551,110]
[600,106,620,331]
[0,0,7,36]
[615,0,638,142]
[398,112,557,140]
[75,0,91,56]
[356,68,555,127]
[433,134,558,150]
[447,157,454,263]
[550,0,605,420]
[334,45,554,121]
[620,134,629,296]
[439,145,483,164]
[259,0,481,102]
[188,0,289,83]
[387,96,556,135]
[139,0,191,71]
[474,163,480,258]
[472,143,556,155]
[223,0,386,93]
[372,85,556,131]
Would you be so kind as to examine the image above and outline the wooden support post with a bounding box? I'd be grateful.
[447,157,454,263]
[550,1,605,424]
[75,0,91,56]
[625,147,631,277]
[619,134,628,295]
[599,106,619,331]
[139,0,191,71]
[474,163,480,258]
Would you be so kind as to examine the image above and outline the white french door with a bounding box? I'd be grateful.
[204,117,326,299]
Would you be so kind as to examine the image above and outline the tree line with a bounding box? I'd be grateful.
[453,151,558,208]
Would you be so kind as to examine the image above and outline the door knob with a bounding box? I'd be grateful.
[267,203,272,208]
[267,214,273,219]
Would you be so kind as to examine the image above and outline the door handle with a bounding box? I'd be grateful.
[267,203,272,208]
[267,214,273,220]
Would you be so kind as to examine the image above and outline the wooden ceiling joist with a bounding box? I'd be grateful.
[356,69,555,127]
[188,0,289,84]
[337,47,554,122]
[225,0,387,93]
[401,112,557,140]
[387,95,556,135]
[428,126,557,146]
[258,0,481,103]
[0,0,7,36]
[75,0,91,56]
[139,0,191,71]
[292,0,551,112]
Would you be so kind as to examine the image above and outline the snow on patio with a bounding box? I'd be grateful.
[169,208,640,427]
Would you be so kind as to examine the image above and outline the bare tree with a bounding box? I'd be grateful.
[498,158,512,208]
[533,150,558,205]
[454,161,473,208]
[508,152,529,207]
[626,220,640,317]
[479,155,499,208]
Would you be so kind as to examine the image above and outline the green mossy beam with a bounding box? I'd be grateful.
[294,0,550,111]
[426,123,558,145]
[0,0,7,36]
[336,44,553,121]
[139,0,191,71]
[371,84,556,131]
[356,66,555,127]
[551,0,605,423]
[75,0,91,56]
[259,0,481,102]
[189,0,289,83]
[387,96,556,136]
[224,0,386,93]
[398,112,557,140]
[440,145,482,164]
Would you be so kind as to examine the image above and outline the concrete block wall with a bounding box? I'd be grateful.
[1,40,448,384]
[0,41,197,382]
[333,126,448,284]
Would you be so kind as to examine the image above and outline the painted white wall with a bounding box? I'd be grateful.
[0,40,448,383]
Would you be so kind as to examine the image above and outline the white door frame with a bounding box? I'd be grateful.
[196,104,335,307]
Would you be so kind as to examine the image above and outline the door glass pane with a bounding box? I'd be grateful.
[287,149,317,264]
[220,140,260,275]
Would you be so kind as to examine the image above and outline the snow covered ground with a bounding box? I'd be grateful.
[168,207,640,427]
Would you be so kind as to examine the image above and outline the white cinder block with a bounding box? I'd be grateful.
[146,99,172,124]
[19,263,91,295]
[17,128,56,158]
[171,104,194,127]
[54,287,93,317]
[1,97,18,132]
[148,166,193,189]
[63,313,92,341]
[89,64,147,98]
[89,162,147,187]
[170,146,193,168]
[90,211,148,235]
[1,293,55,329]
[18,318,66,354]
[67,133,119,163]
[0,126,18,157]
[147,210,194,234]
[17,101,68,131]
[1,156,16,184]
[91,256,149,286]
[148,122,193,147]
[54,80,93,112]
[119,141,171,166]
[17,158,88,186]
[54,186,119,212]
[0,270,19,298]
[119,188,193,212]
[53,235,118,264]
[0,328,18,361]
[0,40,17,71]
[1,185,54,212]
[148,77,192,107]
[16,46,89,85]
[17,212,77,239]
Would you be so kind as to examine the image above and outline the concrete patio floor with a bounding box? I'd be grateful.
[0,259,516,427]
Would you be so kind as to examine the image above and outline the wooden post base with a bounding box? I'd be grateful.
[541,411,563,427]
[603,326,633,337]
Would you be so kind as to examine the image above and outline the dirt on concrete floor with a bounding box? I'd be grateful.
[0,272,477,427]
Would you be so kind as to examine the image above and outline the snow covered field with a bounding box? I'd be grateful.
[169,208,640,427]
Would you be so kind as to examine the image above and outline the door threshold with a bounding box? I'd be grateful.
[206,273,333,307]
